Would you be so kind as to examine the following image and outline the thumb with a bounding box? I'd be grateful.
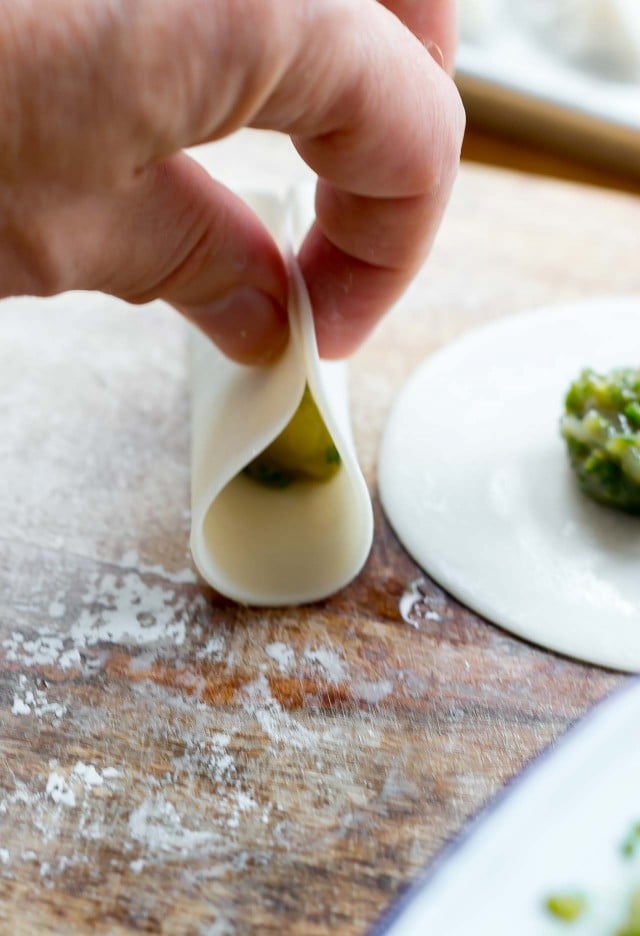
[52,154,290,365]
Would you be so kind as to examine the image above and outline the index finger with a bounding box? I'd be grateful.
[256,0,464,357]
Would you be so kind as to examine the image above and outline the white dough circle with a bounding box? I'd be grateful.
[379,297,640,672]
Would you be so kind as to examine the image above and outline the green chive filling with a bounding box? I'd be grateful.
[244,385,341,488]
[561,368,640,513]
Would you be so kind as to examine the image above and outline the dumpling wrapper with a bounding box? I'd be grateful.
[379,296,640,673]
[189,187,373,606]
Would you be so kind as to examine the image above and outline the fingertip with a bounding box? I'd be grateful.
[315,329,364,361]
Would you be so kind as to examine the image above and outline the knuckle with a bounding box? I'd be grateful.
[121,214,220,306]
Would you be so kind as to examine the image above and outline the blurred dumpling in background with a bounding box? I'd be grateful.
[515,0,640,82]
[456,0,640,178]
[458,0,504,43]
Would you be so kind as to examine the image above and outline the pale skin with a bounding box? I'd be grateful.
[0,0,465,364]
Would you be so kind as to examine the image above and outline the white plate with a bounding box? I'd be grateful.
[379,297,640,672]
[375,679,640,936]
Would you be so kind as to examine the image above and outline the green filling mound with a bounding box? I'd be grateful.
[244,385,341,488]
[561,368,640,514]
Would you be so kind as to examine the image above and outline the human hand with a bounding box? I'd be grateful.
[0,0,464,363]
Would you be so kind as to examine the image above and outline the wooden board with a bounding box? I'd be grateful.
[1,136,640,934]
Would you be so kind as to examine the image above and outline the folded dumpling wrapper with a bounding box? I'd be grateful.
[189,187,373,605]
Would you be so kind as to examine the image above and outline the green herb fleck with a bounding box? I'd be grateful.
[625,403,640,430]
[622,823,640,859]
[326,445,341,465]
[243,460,291,489]
[545,893,587,923]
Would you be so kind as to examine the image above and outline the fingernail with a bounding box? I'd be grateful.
[190,287,289,366]
[425,40,445,70]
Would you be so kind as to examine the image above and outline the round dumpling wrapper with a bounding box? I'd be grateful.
[379,296,640,672]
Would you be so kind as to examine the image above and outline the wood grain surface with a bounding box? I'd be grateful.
[1,133,639,934]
